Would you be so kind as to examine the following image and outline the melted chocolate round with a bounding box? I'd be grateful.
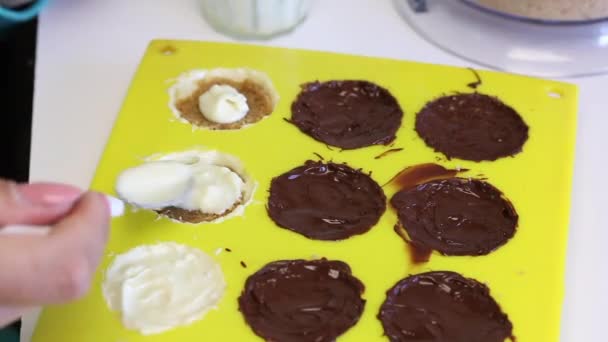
[268,161,386,241]
[290,80,404,149]
[390,178,517,256]
[379,271,513,342]
[238,259,365,342]
[415,93,529,161]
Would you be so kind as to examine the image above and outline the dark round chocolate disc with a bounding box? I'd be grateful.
[379,271,513,342]
[290,80,404,149]
[238,259,365,342]
[268,161,386,241]
[415,93,529,161]
[390,178,518,256]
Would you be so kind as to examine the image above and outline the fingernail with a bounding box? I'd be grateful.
[17,183,83,206]
[104,195,125,217]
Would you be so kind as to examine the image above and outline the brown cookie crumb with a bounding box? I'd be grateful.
[157,198,243,224]
[175,77,274,130]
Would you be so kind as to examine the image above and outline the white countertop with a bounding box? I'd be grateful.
[26,0,608,341]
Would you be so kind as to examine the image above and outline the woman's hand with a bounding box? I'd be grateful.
[0,180,111,326]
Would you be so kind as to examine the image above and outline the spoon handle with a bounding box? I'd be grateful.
[0,195,124,236]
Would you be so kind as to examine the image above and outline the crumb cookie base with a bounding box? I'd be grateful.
[147,150,257,224]
[157,199,244,224]
[175,77,275,130]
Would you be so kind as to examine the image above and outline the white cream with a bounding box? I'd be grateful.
[115,161,193,210]
[115,149,257,222]
[117,162,242,214]
[198,84,249,124]
[182,164,244,214]
[103,243,226,335]
[168,68,279,129]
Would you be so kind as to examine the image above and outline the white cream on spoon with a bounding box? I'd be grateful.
[114,151,252,219]
[115,161,194,210]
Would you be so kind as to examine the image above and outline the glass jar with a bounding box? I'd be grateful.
[200,0,314,40]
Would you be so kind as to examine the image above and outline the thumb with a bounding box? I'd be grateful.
[0,193,110,305]
[0,179,83,226]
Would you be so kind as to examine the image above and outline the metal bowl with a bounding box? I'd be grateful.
[394,0,608,77]
[461,0,608,25]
